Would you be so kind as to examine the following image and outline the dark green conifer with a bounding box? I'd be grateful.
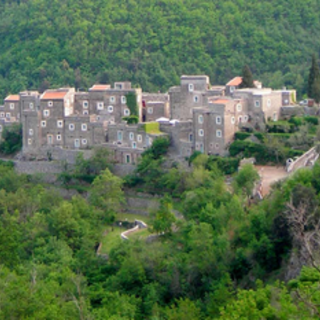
[308,54,320,98]
[240,65,254,88]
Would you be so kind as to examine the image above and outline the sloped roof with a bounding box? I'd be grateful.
[41,91,68,100]
[212,99,230,105]
[227,77,243,86]
[4,95,20,101]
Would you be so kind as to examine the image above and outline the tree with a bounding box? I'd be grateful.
[308,54,320,99]
[312,75,320,104]
[240,65,254,88]
[0,124,22,154]
[150,196,176,235]
[89,169,124,223]
[233,164,260,199]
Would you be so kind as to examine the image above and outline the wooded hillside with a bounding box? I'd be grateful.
[0,0,319,99]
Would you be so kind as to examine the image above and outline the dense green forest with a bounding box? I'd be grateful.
[1,0,320,99]
[1,141,320,319]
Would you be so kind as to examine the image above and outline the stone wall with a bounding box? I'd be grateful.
[112,164,136,176]
[125,195,160,215]
[287,147,319,173]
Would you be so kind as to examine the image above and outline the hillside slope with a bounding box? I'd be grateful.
[0,0,319,98]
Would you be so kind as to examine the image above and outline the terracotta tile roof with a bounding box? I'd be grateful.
[227,77,242,86]
[41,91,68,100]
[4,95,20,101]
[212,99,229,105]
[90,84,111,91]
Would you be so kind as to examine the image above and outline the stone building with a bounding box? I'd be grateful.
[142,93,170,122]
[2,95,21,122]
[169,75,225,120]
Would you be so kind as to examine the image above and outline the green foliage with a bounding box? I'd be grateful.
[239,65,254,88]
[233,164,260,198]
[0,124,22,154]
[308,53,320,99]
[125,92,138,116]
[122,115,139,124]
[142,136,170,159]
[304,116,319,125]
[234,131,264,141]
[207,155,240,175]
[1,0,320,99]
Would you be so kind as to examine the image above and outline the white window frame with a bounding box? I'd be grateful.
[231,116,235,124]
[48,101,53,107]
[81,123,87,131]
[74,139,80,148]
[110,96,115,103]
[267,99,271,108]
[129,132,134,141]
[0,112,4,118]
[83,101,89,109]
[56,134,62,141]
[9,103,14,110]
[230,86,235,93]
[43,110,50,117]
[41,121,46,127]
[137,134,142,142]
[108,106,114,113]
[216,130,222,138]
[198,115,204,124]
[237,104,242,112]
[28,138,32,145]
[82,139,87,145]
[121,96,126,104]
[216,116,222,124]
[6,113,10,118]
[29,129,33,136]
[29,102,34,109]
[188,83,194,92]
[97,102,104,110]
[198,129,204,137]
[255,100,260,108]
[147,107,153,114]
[132,142,137,149]
[69,123,75,131]
[124,109,130,116]
[57,120,63,128]
[273,112,277,122]
[47,134,53,144]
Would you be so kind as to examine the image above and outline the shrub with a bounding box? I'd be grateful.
[234,132,264,142]
[288,117,303,127]
[122,115,139,124]
[207,156,240,174]
[0,124,22,154]
[304,116,319,125]
[125,92,138,116]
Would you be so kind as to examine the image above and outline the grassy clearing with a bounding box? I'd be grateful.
[100,226,123,254]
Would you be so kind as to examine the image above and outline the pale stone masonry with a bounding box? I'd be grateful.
[2,75,298,163]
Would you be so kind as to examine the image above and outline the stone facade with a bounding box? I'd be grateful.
[4,74,298,163]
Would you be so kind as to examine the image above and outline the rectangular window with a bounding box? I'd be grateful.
[132,142,137,149]
[110,96,115,103]
[126,154,131,163]
[81,123,87,131]
[0,113,4,118]
[137,134,142,142]
[83,101,88,108]
[57,120,63,128]
[188,83,194,92]
[255,100,260,108]
[97,102,104,110]
[47,135,53,144]
[29,129,33,136]
[121,96,126,104]
[129,132,134,140]
[10,103,14,110]
[29,102,34,109]
[117,131,123,141]
[56,134,61,141]
[216,116,222,124]
[41,121,46,127]
[82,139,87,145]
[69,124,75,131]
[124,109,130,116]
[48,101,53,107]
[6,113,10,118]
[74,139,80,148]
[28,138,32,145]
[147,107,153,114]
[216,130,222,138]
[43,110,50,117]
[83,110,89,115]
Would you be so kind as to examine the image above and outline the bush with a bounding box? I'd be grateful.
[207,156,240,174]
[304,116,319,125]
[0,124,22,154]
[142,136,170,159]
[122,115,139,124]
[234,132,264,142]
[288,117,304,127]
[267,121,294,133]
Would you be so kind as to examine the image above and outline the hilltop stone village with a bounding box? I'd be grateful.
[0,75,299,164]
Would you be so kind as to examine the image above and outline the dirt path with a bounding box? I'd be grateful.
[255,165,289,196]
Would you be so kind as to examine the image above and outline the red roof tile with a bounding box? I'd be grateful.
[227,77,242,86]
[212,99,229,105]
[4,95,20,102]
[90,84,111,91]
[41,91,68,100]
